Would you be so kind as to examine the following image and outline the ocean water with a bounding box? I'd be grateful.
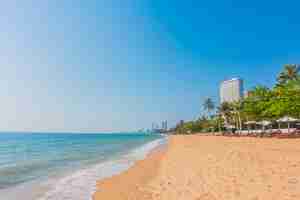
[0,133,166,200]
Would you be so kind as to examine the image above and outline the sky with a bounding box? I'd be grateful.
[0,0,299,132]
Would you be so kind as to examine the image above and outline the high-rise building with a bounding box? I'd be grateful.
[220,78,244,103]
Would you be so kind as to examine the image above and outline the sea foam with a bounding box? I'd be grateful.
[38,136,167,200]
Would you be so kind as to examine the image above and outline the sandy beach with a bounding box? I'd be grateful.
[93,135,300,200]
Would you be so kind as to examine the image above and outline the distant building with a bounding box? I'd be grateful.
[151,121,168,133]
[244,90,252,98]
[161,120,168,130]
[220,78,244,103]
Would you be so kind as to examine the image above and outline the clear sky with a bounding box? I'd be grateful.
[0,0,299,132]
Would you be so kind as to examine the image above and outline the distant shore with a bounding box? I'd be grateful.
[93,135,300,200]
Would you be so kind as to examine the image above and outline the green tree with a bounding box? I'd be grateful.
[232,101,243,131]
[173,64,300,136]
[285,79,300,91]
[197,116,214,132]
[243,86,273,121]
[217,102,233,128]
[211,113,224,133]
[267,84,300,119]
[203,98,215,118]
[277,64,299,86]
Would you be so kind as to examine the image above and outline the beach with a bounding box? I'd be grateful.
[93,135,300,200]
[0,133,165,200]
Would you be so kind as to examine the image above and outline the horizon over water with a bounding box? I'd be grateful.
[0,132,166,200]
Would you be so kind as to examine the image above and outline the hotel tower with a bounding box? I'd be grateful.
[220,78,244,103]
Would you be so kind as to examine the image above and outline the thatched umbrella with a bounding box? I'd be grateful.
[258,120,272,130]
[244,121,257,134]
[277,116,299,133]
[257,120,272,137]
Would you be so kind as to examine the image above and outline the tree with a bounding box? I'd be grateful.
[243,86,273,121]
[232,101,243,131]
[217,102,233,128]
[277,64,300,86]
[203,98,215,118]
[212,113,224,133]
[285,79,300,91]
[268,84,300,119]
[173,63,300,136]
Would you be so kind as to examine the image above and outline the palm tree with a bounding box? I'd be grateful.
[243,86,272,121]
[203,98,215,118]
[217,102,232,128]
[232,101,243,132]
[214,113,224,133]
[277,64,300,85]
[250,86,272,103]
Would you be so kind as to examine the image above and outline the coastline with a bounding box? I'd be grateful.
[0,134,167,200]
[93,145,166,200]
[39,136,167,200]
[93,135,300,200]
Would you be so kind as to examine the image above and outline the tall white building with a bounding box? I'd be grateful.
[220,78,244,103]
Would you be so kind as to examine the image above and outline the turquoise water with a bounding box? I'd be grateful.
[0,132,164,198]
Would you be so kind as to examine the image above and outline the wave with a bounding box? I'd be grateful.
[38,136,167,200]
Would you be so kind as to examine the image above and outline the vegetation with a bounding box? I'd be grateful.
[203,98,215,118]
[175,64,300,134]
[276,64,299,86]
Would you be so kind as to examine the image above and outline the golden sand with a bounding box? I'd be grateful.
[93,135,300,200]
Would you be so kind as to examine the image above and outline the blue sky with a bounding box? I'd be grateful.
[0,0,299,132]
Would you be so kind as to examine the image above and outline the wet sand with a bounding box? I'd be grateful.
[93,135,300,200]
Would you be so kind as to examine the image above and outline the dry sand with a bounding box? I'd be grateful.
[93,135,300,200]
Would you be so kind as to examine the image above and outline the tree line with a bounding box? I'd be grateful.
[175,64,300,134]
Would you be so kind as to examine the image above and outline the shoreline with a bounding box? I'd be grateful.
[39,136,168,200]
[93,142,167,200]
[0,134,167,200]
[93,135,300,200]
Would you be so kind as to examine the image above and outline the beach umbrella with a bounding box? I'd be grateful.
[244,121,257,134]
[244,121,257,125]
[256,120,272,137]
[258,120,271,129]
[258,120,272,126]
[277,116,300,133]
[277,116,299,122]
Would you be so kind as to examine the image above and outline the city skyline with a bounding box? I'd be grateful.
[0,1,299,132]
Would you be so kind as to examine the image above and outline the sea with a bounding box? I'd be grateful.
[0,132,166,200]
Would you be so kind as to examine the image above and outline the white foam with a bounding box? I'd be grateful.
[37,136,167,200]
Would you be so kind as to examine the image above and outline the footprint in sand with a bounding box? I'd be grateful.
[196,193,216,200]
